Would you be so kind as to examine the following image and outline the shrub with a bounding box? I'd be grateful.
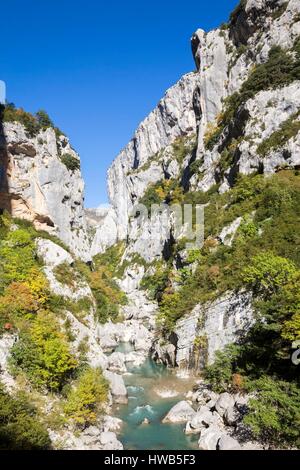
[2,104,39,136]
[64,367,108,427]
[141,264,171,301]
[204,345,241,393]
[0,384,51,450]
[36,110,53,128]
[10,310,77,391]
[2,104,63,138]
[89,269,126,324]
[242,252,297,296]
[53,262,77,288]
[171,135,196,165]
[139,181,165,210]
[61,153,80,172]
[0,229,36,290]
[244,376,300,448]
[204,118,224,151]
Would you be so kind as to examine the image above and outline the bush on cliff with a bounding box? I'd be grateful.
[0,384,51,450]
[10,310,77,391]
[64,367,108,427]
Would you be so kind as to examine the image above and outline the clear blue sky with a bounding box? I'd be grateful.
[1,0,237,207]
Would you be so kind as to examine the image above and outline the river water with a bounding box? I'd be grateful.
[112,343,198,450]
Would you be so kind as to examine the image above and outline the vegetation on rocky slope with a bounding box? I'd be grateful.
[1,103,64,138]
[140,169,300,448]
[0,384,51,450]
[205,43,300,151]
[0,214,109,447]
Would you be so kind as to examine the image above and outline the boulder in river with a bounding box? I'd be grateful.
[104,370,128,404]
[162,400,196,423]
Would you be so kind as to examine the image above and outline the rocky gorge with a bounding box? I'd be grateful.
[0,0,300,451]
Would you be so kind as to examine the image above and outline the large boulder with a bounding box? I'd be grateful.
[125,351,146,367]
[224,405,240,426]
[104,371,128,404]
[162,401,196,423]
[151,340,177,367]
[36,238,74,267]
[218,434,242,451]
[186,406,222,434]
[198,426,224,450]
[102,415,123,433]
[107,352,127,373]
[215,392,235,417]
[99,432,123,450]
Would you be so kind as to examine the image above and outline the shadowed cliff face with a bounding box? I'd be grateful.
[0,106,11,215]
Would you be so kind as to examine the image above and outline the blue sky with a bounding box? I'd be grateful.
[1,0,237,207]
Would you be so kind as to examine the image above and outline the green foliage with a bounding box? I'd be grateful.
[35,109,53,128]
[200,174,300,447]
[65,297,93,323]
[242,252,297,296]
[139,179,185,213]
[205,44,300,151]
[93,242,125,276]
[257,110,300,157]
[158,171,300,332]
[141,263,171,301]
[171,135,196,165]
[79,246,127,324]
[139,180,165,210]
[0,228,36,291]
[244,377,300,447]
[53,262,87,291]
[13,215,71,252]
[64,367,108,427]
[60,153,81,172]
[0,384,51,450]
[204,345,241,393]
[10,310,77,391]
[218,138,240,175]
[1,103,63,138]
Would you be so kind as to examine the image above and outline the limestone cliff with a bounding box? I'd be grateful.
[0,121,91,261]
[90,0,300,370]
[91,0,300,257]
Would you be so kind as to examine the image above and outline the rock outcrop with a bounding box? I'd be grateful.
[0,123,91,261]
[89,0,300,257]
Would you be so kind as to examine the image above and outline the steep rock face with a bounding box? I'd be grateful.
[174,291,254,370]
[90,0,300,258]
[0,122,91,261]
[107,73,199,242]
[86,206,118,257]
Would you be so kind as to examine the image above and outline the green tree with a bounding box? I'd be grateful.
[10,310,77,391]
[64,367,108,427]
[0,384,51,450]
[242,252,297,296]
[36,110,54,129]
[244,376,300,448]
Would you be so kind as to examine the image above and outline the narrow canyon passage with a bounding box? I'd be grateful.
[111,343,198,450]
